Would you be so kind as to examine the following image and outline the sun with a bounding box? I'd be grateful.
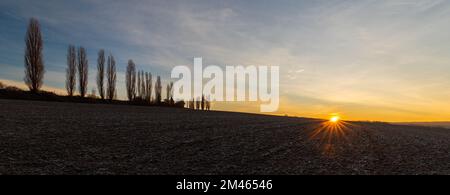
[329,116,340,123]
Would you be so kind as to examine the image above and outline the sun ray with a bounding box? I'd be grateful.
[308,115,357,156]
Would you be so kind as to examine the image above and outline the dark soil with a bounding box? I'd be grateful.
[0,99,449,175]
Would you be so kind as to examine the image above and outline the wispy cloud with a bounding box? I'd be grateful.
[1,0,450,121]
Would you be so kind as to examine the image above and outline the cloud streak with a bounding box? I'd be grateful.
[1,0,450,121]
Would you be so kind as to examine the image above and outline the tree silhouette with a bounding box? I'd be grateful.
[155,76,162,104]
[65,45,76,96]
[126,59,136,101]
[77,47,88,97]
[201,94,205,110]
[106,54,116,101]
[97,49,105,99]
[205,95,211,111]
[137,70,141,99]
[21,18,214,110]
[140,71,145,99]
[196,97,200,110]
[188,98,195,109]
[145,72,152,102]
[166,82,173,104]
[24,18,44,93]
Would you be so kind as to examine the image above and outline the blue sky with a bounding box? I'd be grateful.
[1,0,450,121]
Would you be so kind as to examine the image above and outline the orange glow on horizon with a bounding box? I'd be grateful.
[330,115,340,123]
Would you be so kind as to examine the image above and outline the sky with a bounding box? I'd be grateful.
[1,0,450,122]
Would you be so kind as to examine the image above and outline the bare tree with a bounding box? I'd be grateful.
[106,54,116,101]
[24,18,44,92]
[145,72,153,102]
[190,98,194,109]
[195,97,200,110]
[201,94,205,110]
[155,76,162,104]
[137,70,141,99]
[189,98,195,109]
[65,45,76,96]
[166,82,174,104]
[126,59,136,101]
[137,71,142,98]
[166,83,170,102]
[207,95,211,110]
[140,71,146,99]
[97,49,105,99]
[77,47,88,97]
[205,96,211,111]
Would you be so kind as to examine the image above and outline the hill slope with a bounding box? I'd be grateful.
[0,99,449,174]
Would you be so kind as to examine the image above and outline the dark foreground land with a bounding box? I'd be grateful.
[0,99,449,175]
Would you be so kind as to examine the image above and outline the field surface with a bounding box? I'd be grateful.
[0,99,449,174]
